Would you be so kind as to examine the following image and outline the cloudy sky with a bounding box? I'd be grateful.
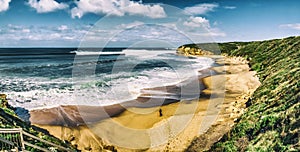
[0,0,299,47]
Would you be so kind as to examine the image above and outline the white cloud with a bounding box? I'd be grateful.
[28,0,68,13]
[0,24,89,43]
[123,2,166,18]
[183,16,226,37]
[109,24,191,44]
[201,28,226,37]
[22,29,30,33]
[184,3,218,15]
[71,0,166,19]
[224,6,236,9]
[116,21,144,29]
[279,23,300,30]
[183,16,210,28]
[0,0,11,12]
[58,25,68,31]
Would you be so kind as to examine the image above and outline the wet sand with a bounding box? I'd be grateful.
[31,55,260,151]
[30,75,205,126]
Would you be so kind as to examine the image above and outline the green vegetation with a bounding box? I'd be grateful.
[0,94,77,151]
[186,36,300,151]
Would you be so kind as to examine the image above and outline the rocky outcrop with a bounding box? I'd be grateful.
[0,94,8,108]
[177,45,214,56]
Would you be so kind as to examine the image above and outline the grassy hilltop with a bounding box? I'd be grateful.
[186,36,300,151]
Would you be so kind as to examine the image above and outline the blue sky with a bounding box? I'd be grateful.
[0,0,299,47]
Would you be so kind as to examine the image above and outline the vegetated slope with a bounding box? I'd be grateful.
[188,36,300,151]
[0,94,77,151]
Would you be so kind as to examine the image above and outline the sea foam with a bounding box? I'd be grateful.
[2,49,214,110]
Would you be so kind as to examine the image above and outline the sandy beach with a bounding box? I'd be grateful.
[31,55,260,151]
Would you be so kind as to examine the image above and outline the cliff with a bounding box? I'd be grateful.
[177,44,214,56]
[184,36,300,151]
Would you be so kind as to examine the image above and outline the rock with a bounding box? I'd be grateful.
[0,94,6,99]
[184,47,190,52]
[177,45,214,56]
[15,107,30,123]
[103,145,117,152]
[0,94,8,108]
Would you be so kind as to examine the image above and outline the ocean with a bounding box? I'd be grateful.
[0,48,214,110]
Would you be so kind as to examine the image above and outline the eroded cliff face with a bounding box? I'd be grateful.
[176,45,214,56]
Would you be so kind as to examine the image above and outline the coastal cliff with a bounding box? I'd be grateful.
[185,36,300,151]
[177,44,214,56]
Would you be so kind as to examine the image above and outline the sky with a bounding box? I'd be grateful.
[0,0,299,47]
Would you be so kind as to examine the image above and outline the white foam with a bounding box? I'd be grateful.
[5,50,215,110]
[123,49,175,58]
[72,50,125,56]
[6,67,188,110]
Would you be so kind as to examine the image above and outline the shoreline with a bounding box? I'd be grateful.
[29,73,206,126]
[30,55,261,151]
